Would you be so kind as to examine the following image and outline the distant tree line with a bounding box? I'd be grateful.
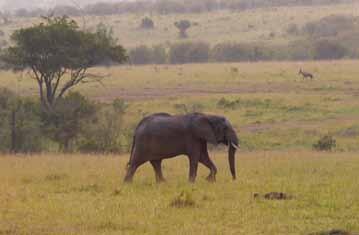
[129,14,359,64]
[11,0,357,17]
[129,40,356,65]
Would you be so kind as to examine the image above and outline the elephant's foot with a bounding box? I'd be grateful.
[156,177,166,183]
[188,177,196,183]
[206,174,216,182]
[123,178,133,183]
[123,173,134,183]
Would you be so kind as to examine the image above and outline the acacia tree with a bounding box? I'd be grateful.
[174,20,191,38]
[1,16,127,112]
[140,17,154,29]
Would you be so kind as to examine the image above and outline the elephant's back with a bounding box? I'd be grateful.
[136,113,186,139]
[134,114,188,157]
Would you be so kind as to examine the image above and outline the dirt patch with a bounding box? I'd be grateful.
[242,116,359,134]
[45,173,68,181]
[92,78,359,102]
[93,82,302,101]
[241,123,274,133]
[309,229,357,235]
[254,192,293,200]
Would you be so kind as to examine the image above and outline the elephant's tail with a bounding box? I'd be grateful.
[127,135,136,168]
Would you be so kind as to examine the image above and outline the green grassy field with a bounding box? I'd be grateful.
[1,151,359,234]
[2,57,359,234]
[1,60,359,151]
[1,60,359,234]
[1,3,359,234]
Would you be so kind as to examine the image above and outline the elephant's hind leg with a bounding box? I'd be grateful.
[188,147,201,183]
[124,164,138,183]
[150,160,166,183]
[124,158,146,183]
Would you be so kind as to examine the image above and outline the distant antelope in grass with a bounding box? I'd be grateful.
[298,68,314,80]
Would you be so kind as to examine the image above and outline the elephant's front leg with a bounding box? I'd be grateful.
[200,155,217,182]
[188,148,200,183]
[199,142,217,182]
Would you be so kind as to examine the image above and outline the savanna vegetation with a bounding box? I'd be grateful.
[8,0,358,17]
[2,59,359,233]
[1,1,359,64]
[2,60,359,153]
[1,151,359,234]
[1,1,359,234]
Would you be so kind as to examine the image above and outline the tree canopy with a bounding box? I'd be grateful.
[174,20,191,38]
[1,16,127,111]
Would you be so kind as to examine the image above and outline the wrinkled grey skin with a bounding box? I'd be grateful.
[124,113,239,183]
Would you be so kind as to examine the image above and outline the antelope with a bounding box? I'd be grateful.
[298,68,314,80]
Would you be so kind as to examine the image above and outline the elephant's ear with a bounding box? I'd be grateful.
[191,116,217,144]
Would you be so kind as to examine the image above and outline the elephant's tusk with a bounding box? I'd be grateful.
[231,142,240,149]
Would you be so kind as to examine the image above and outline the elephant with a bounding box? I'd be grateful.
[124,112,240,183]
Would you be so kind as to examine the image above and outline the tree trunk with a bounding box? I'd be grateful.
[10,109,17,153]
[63,138,71,153]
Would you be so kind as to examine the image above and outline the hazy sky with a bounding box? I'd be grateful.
[0,0,123,10]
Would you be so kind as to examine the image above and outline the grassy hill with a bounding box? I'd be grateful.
[1,3,359,48]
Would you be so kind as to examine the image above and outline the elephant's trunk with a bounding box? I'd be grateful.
[228,145,236,180]
[226,127,239,180]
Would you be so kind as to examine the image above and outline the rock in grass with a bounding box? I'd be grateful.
[309,229,357,235]
[253,192,293,200]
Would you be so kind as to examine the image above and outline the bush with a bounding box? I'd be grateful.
[140,17,154,29]
[169,42,210,64]
[151,45,167,64]
[129,45,167,65]
[217,98,241,110]
[0,88,43,153]
[211,42,256,62]
[287,40,313,60]
[129,45,153,65]
[0,88,131,154]
[41,92,97,152]
[313,135,336,151]
[78,99,128,154]
[312,39,347,60]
